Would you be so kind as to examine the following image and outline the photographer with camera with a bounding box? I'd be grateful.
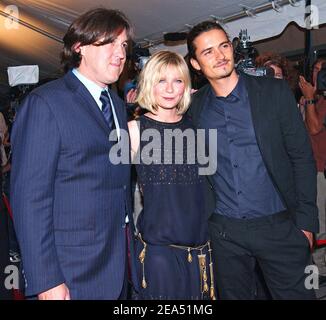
[299,58,326,281]
[256,52,289,80]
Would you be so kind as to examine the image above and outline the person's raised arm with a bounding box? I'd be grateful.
[299,75,324,135]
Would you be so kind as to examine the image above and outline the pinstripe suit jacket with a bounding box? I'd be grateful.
[10,71,132,299]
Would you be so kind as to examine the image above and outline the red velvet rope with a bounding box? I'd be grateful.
[316,239,326,247]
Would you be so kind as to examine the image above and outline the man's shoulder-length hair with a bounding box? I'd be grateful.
[61,8,133,73]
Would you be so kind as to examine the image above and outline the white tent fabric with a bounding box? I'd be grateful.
[228,0,325,41]
[0,0,325,84]
[151,0,326,56]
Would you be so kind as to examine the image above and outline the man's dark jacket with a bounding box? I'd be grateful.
[188,73,319,233]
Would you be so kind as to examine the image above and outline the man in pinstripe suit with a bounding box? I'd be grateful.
[10,8,133,300]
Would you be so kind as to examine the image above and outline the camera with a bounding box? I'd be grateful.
[131,45,151,70]
[235,30,274,77]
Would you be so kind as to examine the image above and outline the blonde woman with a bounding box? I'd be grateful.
[128,51,215,300]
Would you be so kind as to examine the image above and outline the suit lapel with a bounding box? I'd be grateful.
[242,73,277,177]
[64,71,110,134]
[243,74,264,149]
[189,84,210,128]
[78,86,111,134]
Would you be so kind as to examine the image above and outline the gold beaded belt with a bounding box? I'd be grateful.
[137,233,216,300]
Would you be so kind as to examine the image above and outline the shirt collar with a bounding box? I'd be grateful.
[230,74,244,100]
[72,68,108,107]
[210,73,245,102]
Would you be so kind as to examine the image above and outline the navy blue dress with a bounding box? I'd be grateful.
[133,114,213,300]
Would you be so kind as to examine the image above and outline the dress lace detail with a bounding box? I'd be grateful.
[135,115,203,187]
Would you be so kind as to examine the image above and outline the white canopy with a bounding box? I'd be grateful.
[0,0,325,84]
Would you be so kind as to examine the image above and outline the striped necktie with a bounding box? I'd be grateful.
[99,90,115,130]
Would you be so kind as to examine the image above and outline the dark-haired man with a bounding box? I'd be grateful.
[187,21,318,299]
[11,8,133,299]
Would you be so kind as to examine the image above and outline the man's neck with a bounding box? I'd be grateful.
[76,67,106,89]
[210,71,239,97]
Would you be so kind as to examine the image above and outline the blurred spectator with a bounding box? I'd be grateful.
[256,51,289,80]
[118,49,150,120]
[256,52,303,106]
[0,112,10,173]
[0,135,13,299]
[118,58,138,98]
[298,58,326,279]
[299,59,326,129]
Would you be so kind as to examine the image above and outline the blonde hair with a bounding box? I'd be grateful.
[136,50,191,115]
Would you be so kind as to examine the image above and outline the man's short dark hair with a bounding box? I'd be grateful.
[187,20,229,60]
[61,8,133,73]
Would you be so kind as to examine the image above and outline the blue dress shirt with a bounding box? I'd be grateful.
[200,75,285,219]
